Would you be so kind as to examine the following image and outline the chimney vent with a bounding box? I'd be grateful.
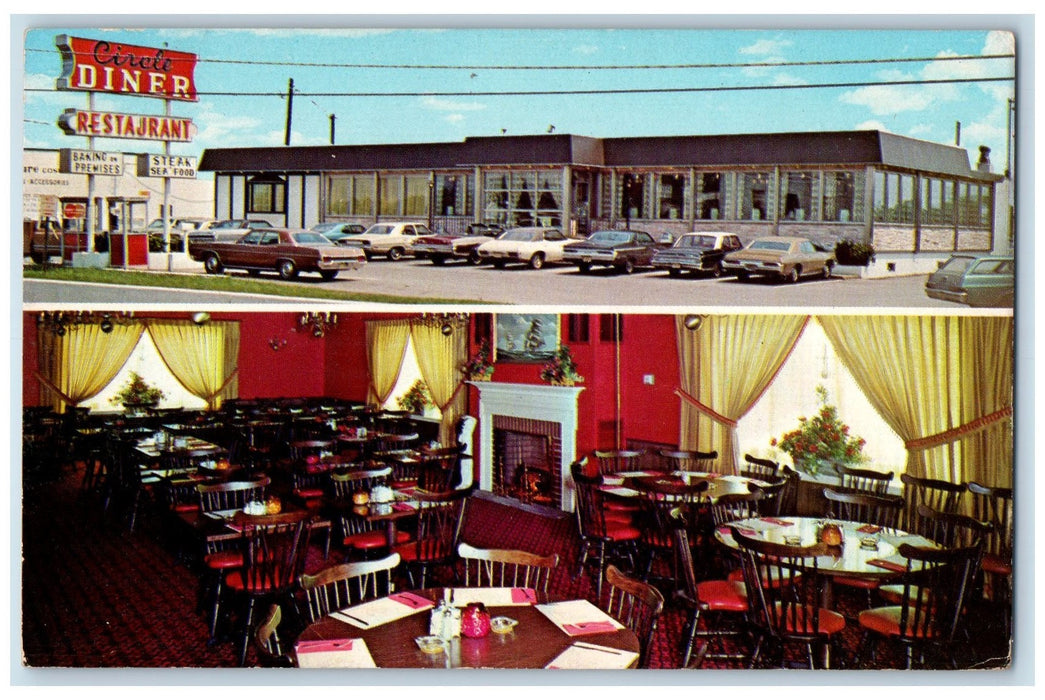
[977,145,993,173]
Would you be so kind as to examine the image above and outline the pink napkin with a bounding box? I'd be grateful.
[760,517,794,526]
[868,558,906,572]
[717,525,757,537]
[857,524,883,534]
[390,592,432,609]
[296,639,353,654]
[391,502,414,513]
[705,473,721,479]
[511,588,537,604]
[562,621,619,636]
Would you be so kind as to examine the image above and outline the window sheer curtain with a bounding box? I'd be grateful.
[147,320,240,410]
[818,315,1013,488]
[365,319,412,406]
[410,320,469,445]
[36,321,144,413]
[675,314,809,474]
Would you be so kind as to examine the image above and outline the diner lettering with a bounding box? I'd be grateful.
[55,34,199,102]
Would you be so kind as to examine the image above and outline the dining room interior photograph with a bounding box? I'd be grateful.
[17,309,1017,675]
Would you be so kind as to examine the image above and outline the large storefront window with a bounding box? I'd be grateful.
[695,172,726,220]
[620,173,647,220]
[353,176,374,216]
[327,177,349,216]
[379,175,401,217]
[780,171,816,220]
[327,175,375,216]
[404,176,429,218]
[873,171,915,224]
[822,171,857,222]
[437,174,471,216]
[957,182,990,228]
[922,177,955,227]
[248,175,285,215]
[738,171,770,221]
[658,173,686,219]
[483,169,562,227]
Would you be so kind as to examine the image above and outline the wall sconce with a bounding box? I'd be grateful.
[269,338,288,351]
[191,312,211,325]
[39,311,134,336]
[419,312,469,336]
[299,312,338,338]
[683,314,707,331]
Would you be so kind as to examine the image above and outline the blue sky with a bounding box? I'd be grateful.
[19,23,1016,173]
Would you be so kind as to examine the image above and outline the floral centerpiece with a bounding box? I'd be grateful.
[462,341,495,381]
[398,379,432,415]
[539,345,583,386]
[770,385,866,477]
[110,372,165,411]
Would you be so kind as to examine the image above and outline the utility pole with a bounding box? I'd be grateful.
[329,114,336,145]
[284,78,294,146]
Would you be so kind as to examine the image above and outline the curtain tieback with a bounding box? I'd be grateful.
[32,370,78,405]
[674,387,738,428]
[437,379,468,413]
[904,406,1013,451]
[203,368,239,403]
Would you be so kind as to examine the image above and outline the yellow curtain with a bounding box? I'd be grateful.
[36,321,144,413]
[147,320,240,410]
[818,315,1013,488]
[676,314,809,474]
[411,319,469,445]
[365,319,412,406]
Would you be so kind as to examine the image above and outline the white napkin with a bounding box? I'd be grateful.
[536,599,624,636]
[330,592,434,629]
[545,642,638,669]
[450,587,537,607]
[295,638,377,668]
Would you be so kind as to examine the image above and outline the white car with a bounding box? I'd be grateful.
[476,227,571,269]
[340,221,433,260]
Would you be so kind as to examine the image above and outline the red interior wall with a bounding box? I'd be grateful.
[234,312,328,398]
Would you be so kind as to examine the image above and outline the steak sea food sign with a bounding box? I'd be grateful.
[56,35,199,102]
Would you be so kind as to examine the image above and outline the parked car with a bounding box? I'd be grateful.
[206,218,273,242]
[723,236,835,283]
[561,229,669,274]
[924,253,1014,308]
[651,231,745,277]
[476,227,571,269]
[339,221,433,260]
[310,222,368,245]
[188,228,366,281]
[413,223,504,265]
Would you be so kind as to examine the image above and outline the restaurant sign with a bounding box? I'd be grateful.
[55,35,199,102]
[136,154,198,179]
[58,109,195,143]
[58,148,124,175]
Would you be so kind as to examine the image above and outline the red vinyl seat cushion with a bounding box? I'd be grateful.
[696,579,748,612]
[344,530,411,549]
[858,606,938,638]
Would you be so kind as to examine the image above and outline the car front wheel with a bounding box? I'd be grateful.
[388,247,404,261]
[277,259,299,280]
[529,253,545,270]
[784,267,800,284]
[618,259,635,274]
[430,255,446,265]
[319,270,339,281]
[468,250,482,265]
[577,262,592,273]
[711,261,724,278]
[822,262,833,279]
[204,254,223,274]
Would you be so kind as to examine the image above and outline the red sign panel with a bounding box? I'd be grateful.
[58,109,195,142]
[63,203,87,219]
[56,34,199,102]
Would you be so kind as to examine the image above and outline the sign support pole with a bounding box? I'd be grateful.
[86,92,96,254]
[164,98,173,272]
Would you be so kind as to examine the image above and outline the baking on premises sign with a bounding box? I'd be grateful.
[55,34,199,102]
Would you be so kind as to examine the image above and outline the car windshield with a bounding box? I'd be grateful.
[499,229,540,242]
[363,225,395,236]
[587,231,633,245]
[291,232,331,245]
[748,240,792,252]
[678,235,717,249]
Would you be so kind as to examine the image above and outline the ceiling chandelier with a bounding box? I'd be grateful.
[299,311,338,338]
[38,311,135,336]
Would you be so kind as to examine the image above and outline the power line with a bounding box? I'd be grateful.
[25,75,1011,99]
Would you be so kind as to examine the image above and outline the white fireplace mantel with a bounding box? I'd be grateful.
[469,381,584,511]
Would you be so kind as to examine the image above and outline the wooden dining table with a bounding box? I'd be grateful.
[600,470,767,502]
[714,515,938,609]
[295,587,641,669]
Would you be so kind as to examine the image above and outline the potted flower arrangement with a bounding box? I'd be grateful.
[462,341,495,381]
[770,385,866,477]
[539,345,583,386]
[398,379,432,416]
[110,372,165,413]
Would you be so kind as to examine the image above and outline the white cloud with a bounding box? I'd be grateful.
[739,37,793,56]
[573,44,599,56]
[421,97,485,112]
[444,114,465,124]
[854,120,889,132]
[983,30,1015,55]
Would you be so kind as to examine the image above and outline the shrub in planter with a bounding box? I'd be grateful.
[834,239,876,266]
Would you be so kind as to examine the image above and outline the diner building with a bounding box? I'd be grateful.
[199,129,1009,277]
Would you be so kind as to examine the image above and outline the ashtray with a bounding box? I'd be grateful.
[415,635,447,654]
[490,617,518,634]
[859,537,880,551]
[783,535,802,546]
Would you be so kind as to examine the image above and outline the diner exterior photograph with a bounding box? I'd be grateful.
[11,15,1026,688]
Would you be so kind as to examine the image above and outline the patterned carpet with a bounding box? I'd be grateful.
[20,462,1012,673]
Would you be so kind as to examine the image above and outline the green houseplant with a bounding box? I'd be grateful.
[398,379,432,415]
[834,239,876,266]
[770,385,866,477]
[462,341,495,381]
[539,345,583,386]
[110,372,165,411]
